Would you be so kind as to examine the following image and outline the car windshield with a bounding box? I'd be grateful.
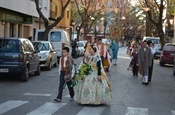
[77,42,84,47]
[147,38,159,44]
[0,39,19,52]
[164,45,175,51]
[33,42,49,51]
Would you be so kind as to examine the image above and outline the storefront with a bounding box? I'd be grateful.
[0,8,33,38]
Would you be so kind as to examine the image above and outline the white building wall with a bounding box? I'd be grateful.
[0,0,50,18]
[0,0,49,38]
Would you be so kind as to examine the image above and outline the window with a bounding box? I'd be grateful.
[50,32,61,42]
[77,42,84,47]
[164,45,175,51]
[33,42,49,51]
[10,23,15,37]
[37,32,44,41]
[18,25,22,37]
[67,10,69,18]
[0,39,19,52]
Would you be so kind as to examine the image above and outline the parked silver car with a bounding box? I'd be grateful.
[32,41,58,70]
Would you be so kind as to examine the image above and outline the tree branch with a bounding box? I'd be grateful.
[158,0,164,24]
[153,0,160,8]
[49,0,71,29]
[35,0,48,27]
[75,0,84,21]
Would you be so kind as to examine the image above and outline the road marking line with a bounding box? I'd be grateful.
[76,106,105,115]
[172,110,175,115]
[26,102,66,115]
[118,56,130,59]
[65,95,70,98]
[0,100,28,114]
[126,107,148,115]
[24,93,52,97]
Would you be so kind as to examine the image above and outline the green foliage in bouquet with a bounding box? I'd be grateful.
[76,63,91,80]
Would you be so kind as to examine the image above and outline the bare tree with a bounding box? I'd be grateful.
[74,0,104,40]
[35,0,71,40]
[139,0,166,49]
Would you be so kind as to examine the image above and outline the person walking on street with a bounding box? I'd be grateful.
[54,47,76,102]
[147,40,155,83]
[72,39,77,58]
[111,39,119,66]
[97,38,107,66]
[138,40,152,85]
[74,45,112,105]
[131,46,139,76]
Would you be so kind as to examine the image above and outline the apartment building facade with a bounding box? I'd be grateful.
[0,0,50,38]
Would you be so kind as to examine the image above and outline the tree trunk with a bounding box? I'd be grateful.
[146,19,152,36]
[157,24,165,49]
[83,23,88,40]
[77,29,81,41]
[76,24,83,41]
[42,27,50,41]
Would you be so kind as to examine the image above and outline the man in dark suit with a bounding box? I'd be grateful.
[147,40,155,83]
[138,40,152,85]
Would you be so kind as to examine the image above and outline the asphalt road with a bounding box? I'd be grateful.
[0,47,175,115]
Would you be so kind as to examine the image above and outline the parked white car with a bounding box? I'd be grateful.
[77,41,85,56]
[35,29,71,59]
[32,41,58,70]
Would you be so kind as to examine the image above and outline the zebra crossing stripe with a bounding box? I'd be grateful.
[26,102,66,115]
[0,100,28,114]
[172,110,175,115]
[24,93,52,97]
[76,106,105,115]
[118,56,130,59]
[125,107,148,115]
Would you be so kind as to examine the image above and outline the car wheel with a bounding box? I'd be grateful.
[54,60,58,67]
[47,60,52,70]
[20,66,29,82]
[35,64,41,75]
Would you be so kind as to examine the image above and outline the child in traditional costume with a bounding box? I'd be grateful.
[54,47,76,102]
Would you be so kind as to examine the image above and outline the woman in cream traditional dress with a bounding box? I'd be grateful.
[74,45,112,105]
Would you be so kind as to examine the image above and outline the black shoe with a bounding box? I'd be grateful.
[144,82,149,86]
[54,98,61,102]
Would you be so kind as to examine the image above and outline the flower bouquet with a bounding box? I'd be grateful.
[76,63,91,80]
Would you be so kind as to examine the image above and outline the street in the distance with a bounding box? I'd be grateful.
[0,47,175,115]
